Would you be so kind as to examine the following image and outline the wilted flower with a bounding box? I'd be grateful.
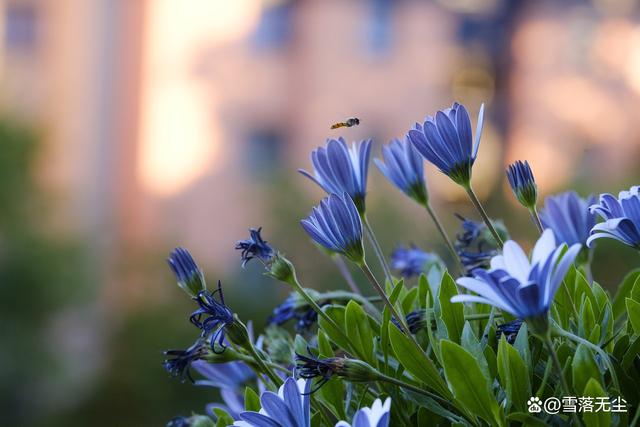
[295,352,380,392]
[168,247,206,297]
[300,193,364,263]
[163,339,209,382]
[506,160,537,209]
[235,227,275,267]
[496,319,523,344]
[453,229,581,334]
[588,185,640,249]
[408,102,484,186]
[233,377,311,427]
[335,398,391,427]
[268,294,320,333]
[454,214,500,274]
[236,228,296,283]
[190,281,235,351]
[540,192,596,248]
[390,245,439,278]
[374,137,428,205]
[299,137,372,214]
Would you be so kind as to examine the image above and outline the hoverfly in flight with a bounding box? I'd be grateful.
[330,117,360,129]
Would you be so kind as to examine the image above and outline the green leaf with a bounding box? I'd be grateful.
[461,322,490,379]
[345,300,374,364]
[402,287,418,315]
[513,322,531,373]
[612,270,640,320]
[418,273,430,309]
[294,334,309,356]
[212,409,233,427]
[244,387,261,412]
[497,335,531,412]
[626,298,640,335]
[318,305,351,352]
[571,344,600,399]
[579,298,596,343]
[582,379,611,427]
[380,280,404,375]
[437,273,465,343]
[388,323,450,397]
[440,340,503,426]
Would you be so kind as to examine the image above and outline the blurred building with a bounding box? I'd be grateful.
[0,0,639,276]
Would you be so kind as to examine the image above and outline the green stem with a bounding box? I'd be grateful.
[332,255,362,295]
[462,184,504,249]
[246,343,282,387]
[424,202,464,275]
[287,272,353,346]
[359,261,427,358]
[362,214,394,285]
[535,355,553,396]
[359,261,411,335]
[234,353,290,374]
[529,207,544,234]
[552,325,620,392]
[540,334,583,426]
[378,373,452,407]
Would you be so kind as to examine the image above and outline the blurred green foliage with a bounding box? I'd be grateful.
[0,119,88,425]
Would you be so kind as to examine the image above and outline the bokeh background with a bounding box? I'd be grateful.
[2,0,640,425]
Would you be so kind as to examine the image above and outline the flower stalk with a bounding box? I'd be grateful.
[462,183,504,249]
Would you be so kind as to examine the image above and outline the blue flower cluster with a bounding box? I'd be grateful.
[161,100,640,427]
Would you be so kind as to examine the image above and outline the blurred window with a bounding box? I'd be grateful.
[246,129,284,178]
[4,3,37,51]
[251,0,293,51]
[367,0,393,55]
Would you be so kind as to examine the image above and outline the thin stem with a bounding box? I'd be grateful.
[535,355,553,396]
[529,207,544,234]
[332,255,362,295]
[359,261,411,335]
[552,326,620,392]
[378,374,451,407]
[286,273,366,359]
[234,353,291,374]
[424,202,464,275]
[362,215,394,284]
[246,343,282,387]
[462,184,504,249]
[541,334,583,426]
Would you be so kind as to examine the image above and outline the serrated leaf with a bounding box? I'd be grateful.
[497,336,531,412]
[345,301,374,364]
[388,323,450,397]
[437,273,465,343]
[440,340,504,426]
[582,379,611,427]
[626,298,640,335]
